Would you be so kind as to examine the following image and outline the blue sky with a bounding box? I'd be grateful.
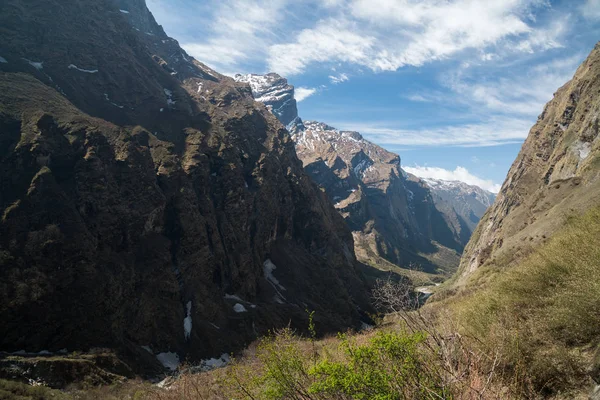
[147,0,600,192]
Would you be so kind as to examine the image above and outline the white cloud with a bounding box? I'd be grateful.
[514,18,567,53]
[266,0,554,76]
[295,87,317,102]
[329,72,349,84]
[404,165,502,193]
[180,0,288,72]
[268,20,374,76]
[444,52,583,117]
[336,116,532,147]
[580,0,600,20]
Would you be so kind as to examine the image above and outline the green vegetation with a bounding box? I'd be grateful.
[0,379,70,400]
[220,328,449,400]
[308,331,446,399]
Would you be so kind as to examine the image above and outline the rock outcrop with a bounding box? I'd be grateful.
[234,73,305,133]
[0,0,371,374]
[457,43,600,284]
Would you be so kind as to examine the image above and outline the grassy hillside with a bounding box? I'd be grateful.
[439,204,600,395]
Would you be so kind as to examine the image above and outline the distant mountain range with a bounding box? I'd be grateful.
[236,73,496,277]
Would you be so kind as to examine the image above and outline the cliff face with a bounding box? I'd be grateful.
[0,0,370,371]
[234,73,305,133]
[457,43,600,284]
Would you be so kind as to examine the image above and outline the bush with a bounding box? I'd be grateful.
[308,331,447,400]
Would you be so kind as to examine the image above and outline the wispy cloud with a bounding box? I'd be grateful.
[268,19,374,76]
[580,0,600,20]
[176,0,289,72]
[266,0,557,76]
[295,87,317,102]
[337,116,533,147]
[329,72,349,84]
[404,165,502,193]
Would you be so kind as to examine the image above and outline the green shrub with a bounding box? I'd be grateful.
[308,331,447,400]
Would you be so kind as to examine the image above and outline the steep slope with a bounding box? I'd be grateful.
[421,178,496,246]
[457,42,600,284]
[234,73,305,133]
[0,0,370,374]
[293,121,464,275]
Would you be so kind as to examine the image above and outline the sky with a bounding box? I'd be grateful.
[146,0,600,193]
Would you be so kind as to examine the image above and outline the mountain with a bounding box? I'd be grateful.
[420,178,496,245]
[0,0,371,377]
[457,42,600,284]
[236,73,497,277]
[293,121,467,275]
[234,73,305,133]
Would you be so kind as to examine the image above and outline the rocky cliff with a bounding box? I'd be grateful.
[234,73,305,133]
[457,42,600,284]
[0,0,371,374]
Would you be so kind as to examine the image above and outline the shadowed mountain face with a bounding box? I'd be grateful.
[457,42,600,284]
[0,0,371,372]
[237,73,497,276]
[422,179,496,246]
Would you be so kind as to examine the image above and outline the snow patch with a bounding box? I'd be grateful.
[24,59,43,70]
[141,345,153,354]
[233,303,247,313]
[360,322,374,330]
[263,259,285,291]
[156,352,180,371]
[574,140,592,160]
[199,353,230,372]
[9,350,58,356]
[119,9,129,13]
[164,88,175,106]
[224,294,243,302]
[68,64,98,73]
[103,93,124,109]
[0,56,7,63]
[183,301,192,340]
[197,82,203,93]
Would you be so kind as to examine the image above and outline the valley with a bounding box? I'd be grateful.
[0,0,599,399]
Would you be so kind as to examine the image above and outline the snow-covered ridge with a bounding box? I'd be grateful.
[234,73,304,131]
[418,177,495,207]
[234,73,290,101]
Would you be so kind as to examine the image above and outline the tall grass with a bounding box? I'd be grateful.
[450,205,600,395]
